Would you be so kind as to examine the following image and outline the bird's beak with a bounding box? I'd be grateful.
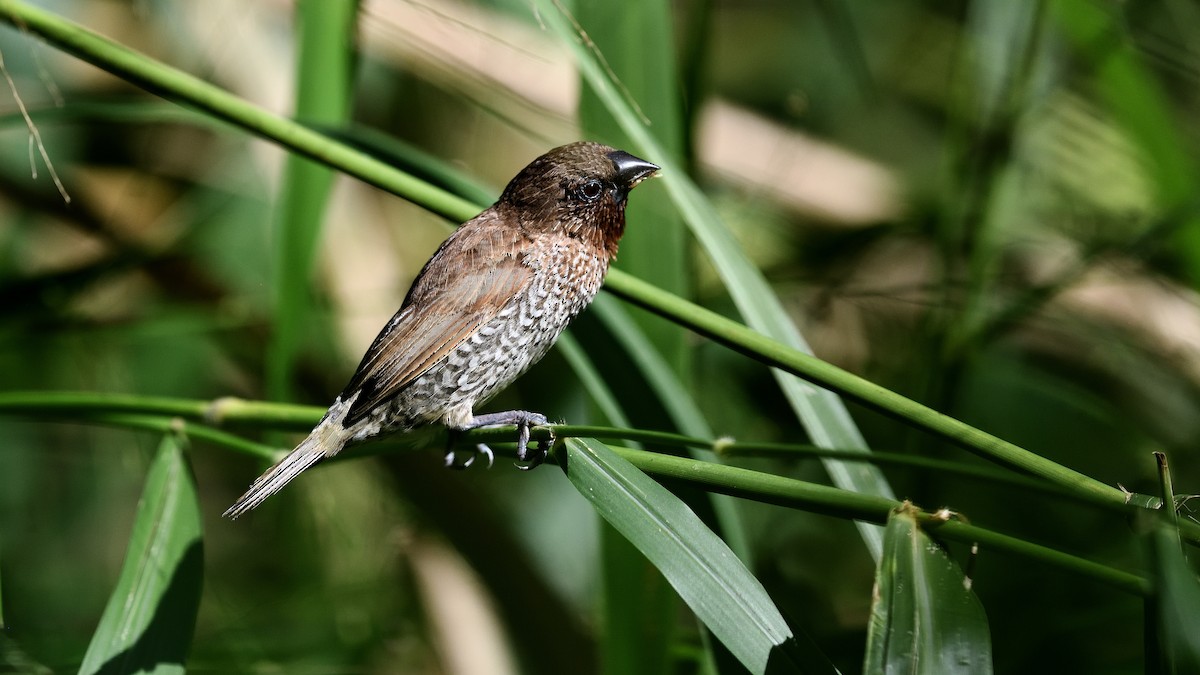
[608,150,660,188]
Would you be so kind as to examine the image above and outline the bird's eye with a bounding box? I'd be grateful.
[577,179,604,202]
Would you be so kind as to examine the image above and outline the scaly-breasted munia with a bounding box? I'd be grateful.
[224,142,659,518]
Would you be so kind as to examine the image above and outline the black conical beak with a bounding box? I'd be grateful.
[608,150,660,188]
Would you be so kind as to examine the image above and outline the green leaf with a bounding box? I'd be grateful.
[556,338,681,675]
[864,505,992,675]
[558,336,682,675]
[78,432,204,675]
[561,437,835,675]
[1147,523,1200,674]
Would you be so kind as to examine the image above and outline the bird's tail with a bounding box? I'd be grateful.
[223,397,353,519]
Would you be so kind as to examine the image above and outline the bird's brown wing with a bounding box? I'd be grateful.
[341,221,533,426]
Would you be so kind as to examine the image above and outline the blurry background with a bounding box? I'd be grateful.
[1,0,1198,672]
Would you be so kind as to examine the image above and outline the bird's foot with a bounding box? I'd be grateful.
[466,410,551,470]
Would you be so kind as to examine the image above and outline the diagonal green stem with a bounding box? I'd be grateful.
[0,0,1172,522]
[0,390,1136,521]
[0,0,476,224]
[602,273,1131,504]
[601,446,1148,597]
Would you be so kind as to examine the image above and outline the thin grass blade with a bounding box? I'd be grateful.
[531,0,894,561]
[574,6,696,670]
[578,0,689,369]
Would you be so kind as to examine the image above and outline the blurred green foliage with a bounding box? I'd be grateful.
[1,0,1199,673]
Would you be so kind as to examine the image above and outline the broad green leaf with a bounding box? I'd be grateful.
[558,335,681,675]
[531,0,894,561]
[1147,523,1200,673]
[78,433,204,675]
[561,437,835,675]
[864,506,992,674]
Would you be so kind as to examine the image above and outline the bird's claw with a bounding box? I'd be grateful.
[444,443,495,470]
[515,450,544,471]
[515,421,554,471]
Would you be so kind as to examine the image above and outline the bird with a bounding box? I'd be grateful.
[224,142,659,519]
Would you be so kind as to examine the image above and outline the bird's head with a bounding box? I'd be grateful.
[498,141,659,258]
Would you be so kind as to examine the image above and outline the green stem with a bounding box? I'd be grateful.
[604,445,1148,596]
[922,516,1150,597]
[0,391,320,430]
[0,0,1174,526]
[602,272,1123,503]
[0,391,1150,519]
[1154,451,1183,553]
[69,413,281,461]
[1155,452,1178,525]
[556,425,1100,505]
[0,391,1082,499]
[0,392,1158,592]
